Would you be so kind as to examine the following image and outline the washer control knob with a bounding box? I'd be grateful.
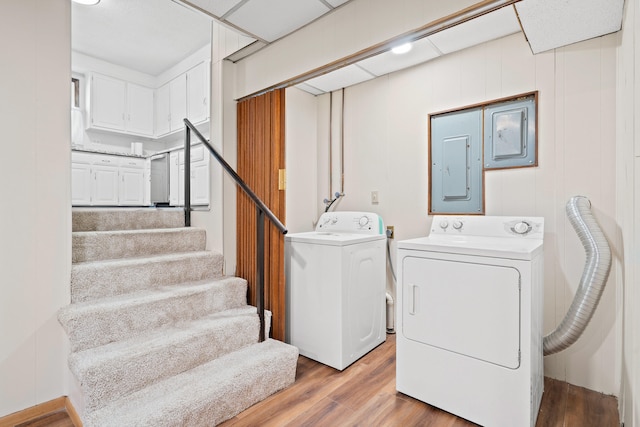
[358,216,370,227]
[331,217,338,224]
[439,220,449,230]
[452,220,463,230]
[513,221,531,234]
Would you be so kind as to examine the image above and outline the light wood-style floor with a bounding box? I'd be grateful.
[221,334,619,427]
[11,333,618,427]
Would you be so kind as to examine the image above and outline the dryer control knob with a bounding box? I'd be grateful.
[358,216,370,227]
[514,221,531,234]
[331,217,338,224]
[439,220,449,229]
[452,220,463,230]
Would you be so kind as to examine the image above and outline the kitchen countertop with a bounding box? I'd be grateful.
[72,146,147,159]
[71,141,207,159]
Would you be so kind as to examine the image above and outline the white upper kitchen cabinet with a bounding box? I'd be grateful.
[155,61,210,138]
[126,83,154,136]
[156,75,188,137]
[187,61,210,125]
[87,73,154,137]
[155,83,171,137]
[89,73,126,131]
[170,75,187,132]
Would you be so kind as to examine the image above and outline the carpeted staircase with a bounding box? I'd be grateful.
[58,209,298,427]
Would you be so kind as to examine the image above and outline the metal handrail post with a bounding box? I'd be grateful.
[256,208,265,342]
[184,125,191,227]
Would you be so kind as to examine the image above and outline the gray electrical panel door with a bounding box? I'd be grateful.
[484,96,536,169]
[430,108,483,214]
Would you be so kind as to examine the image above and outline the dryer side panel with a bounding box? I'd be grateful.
[402,256,521,369]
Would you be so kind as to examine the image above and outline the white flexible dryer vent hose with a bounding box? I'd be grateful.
[543,196,612,356]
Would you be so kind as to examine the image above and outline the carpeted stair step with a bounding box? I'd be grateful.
[73,208,185,232]
[59,277,248,352]
[83,338,299,427]
[71,251,223,303]
[70,307,261,412]
[72,227,207,263]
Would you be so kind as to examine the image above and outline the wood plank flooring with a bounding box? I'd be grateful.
[7,333,618,427]
[9,411,74,427]
[221,334,619,427]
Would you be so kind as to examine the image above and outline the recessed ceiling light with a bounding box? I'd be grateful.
[391,43,412,55]
[72,0,100,5]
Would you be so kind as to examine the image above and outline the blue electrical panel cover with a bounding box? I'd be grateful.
[430,108,483,214]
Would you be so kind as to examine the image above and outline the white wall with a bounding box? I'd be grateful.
[285,88,319,233]
[194,21,253,275]
[0,0,71,417]
[285,31,621,396]
[617,0,640,423]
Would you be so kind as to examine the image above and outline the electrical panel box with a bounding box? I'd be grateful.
[484,96,537,169]
[429,108,483,214]
[428,92,537,215]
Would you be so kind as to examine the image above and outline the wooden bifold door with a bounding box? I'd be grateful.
[236,88,286,341]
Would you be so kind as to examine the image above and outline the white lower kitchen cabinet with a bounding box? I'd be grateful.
[92,164,119,205]
[169,151,180,206]
[71,162,92,205]
[191,159,210,205]
[169,145,210,207]
[119,167,145,205]
[72,151,150,206]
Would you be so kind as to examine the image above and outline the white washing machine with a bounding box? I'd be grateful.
[285,211,386,370]
[396,215,544,427]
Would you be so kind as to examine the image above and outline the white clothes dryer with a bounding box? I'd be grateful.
[396,215,544,427]
[285,211,386,370]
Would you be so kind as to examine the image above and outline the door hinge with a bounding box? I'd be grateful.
[278,169,286,190]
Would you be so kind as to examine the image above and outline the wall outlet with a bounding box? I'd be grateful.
[386,225,394,239]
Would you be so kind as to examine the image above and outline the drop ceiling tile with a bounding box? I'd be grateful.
[358,37,441,76]
[428,6,521,54]
[184,0,244,18]
[226,0,330,42]
[305,64,375,92]
[295,82,326,95]
[325,0,350,7]
[516,0,624,54]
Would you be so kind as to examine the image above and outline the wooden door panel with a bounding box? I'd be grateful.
[237,89,286,341]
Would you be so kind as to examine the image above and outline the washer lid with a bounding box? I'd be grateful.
[398,235,543,260]
[286,231,385,246]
